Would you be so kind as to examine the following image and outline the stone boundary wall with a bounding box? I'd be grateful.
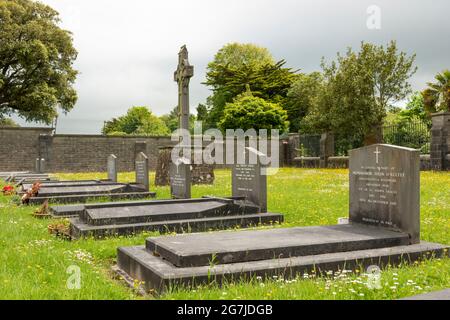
[0,127,174,172]
[0,127,289,173]
[0,127,53,171]
[1,126,445,172]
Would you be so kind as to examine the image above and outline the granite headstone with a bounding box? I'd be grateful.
[35,158,46,173]
[169,157,191,199]
[107,154,118,182]
[232,147,267,212]
[349,144,420,244]
[135,152,149,191]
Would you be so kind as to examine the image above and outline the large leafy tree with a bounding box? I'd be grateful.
[198,43,298,130]
[302,41,417,145]
[0,0,78,124]
[398,92,430,125]
[218,90,288,133]
[209,42,274,68]
[422,70,450,113]
[160,106,196,133]
[285,72,323,133]
[102,106,170,136]
[0,117,18,126]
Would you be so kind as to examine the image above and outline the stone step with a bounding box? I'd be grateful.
[28,191,156,205]
[35,184,134,197]
[80,200,259,226]
[49,204,86,217]
[69,213,284,239]
[49,197,257,218]
[22,180,112,190]
[116,241,449,294]
[146,224,411,267]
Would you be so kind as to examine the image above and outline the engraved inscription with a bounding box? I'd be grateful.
[352,165,404,207]
[235,164,256,193]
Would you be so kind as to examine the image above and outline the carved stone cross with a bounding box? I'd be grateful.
[374,147,381,164]
[174,45,194,133]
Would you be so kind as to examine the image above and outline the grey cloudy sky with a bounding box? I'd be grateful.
[14,0,450,133]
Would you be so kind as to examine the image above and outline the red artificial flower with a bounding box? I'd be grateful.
[2,185,14,192]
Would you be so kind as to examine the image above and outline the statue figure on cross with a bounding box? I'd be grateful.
[174,45,194,133]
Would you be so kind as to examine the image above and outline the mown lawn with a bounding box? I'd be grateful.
[0,168,449,300]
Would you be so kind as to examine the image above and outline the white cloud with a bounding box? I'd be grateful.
[14,0,450,133]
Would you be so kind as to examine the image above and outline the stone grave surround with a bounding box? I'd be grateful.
[68,197,283,238]
[22,153,156,205]
[401,288,450,300]
[114,144,449,294]
[63,145,283,237]
[20,179,113,191]
[24,182,156,205]
[2,173,55,183]
[0,171,29,179]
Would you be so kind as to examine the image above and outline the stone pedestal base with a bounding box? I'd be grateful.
[155,147,215,186]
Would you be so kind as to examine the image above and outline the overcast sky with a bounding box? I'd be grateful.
[13,0,450,133]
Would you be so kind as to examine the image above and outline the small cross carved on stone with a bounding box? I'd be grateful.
[374,147,381,164]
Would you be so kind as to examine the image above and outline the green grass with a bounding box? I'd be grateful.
[0,168,449,300]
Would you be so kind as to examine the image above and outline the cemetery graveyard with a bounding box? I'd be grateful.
[1,153,449,299]
[0,1,449,300]
[53,148,283,238]
[115,144,449,294]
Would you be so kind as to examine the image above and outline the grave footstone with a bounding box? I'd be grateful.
[349,144,420,244]
[135,152,149,191]
[232,147,267,212]
[169,157,191,199]
[107,154,118,182]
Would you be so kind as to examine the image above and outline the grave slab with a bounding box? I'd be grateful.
[401,288,450,300]
[21,180,109,191]
[49,204,86,217]
[117,241,449,294]
[82,200,231,225]
[71,212,283,239]
[68,197,282,238]
[28,191,156,205]
[147,224,410,267]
